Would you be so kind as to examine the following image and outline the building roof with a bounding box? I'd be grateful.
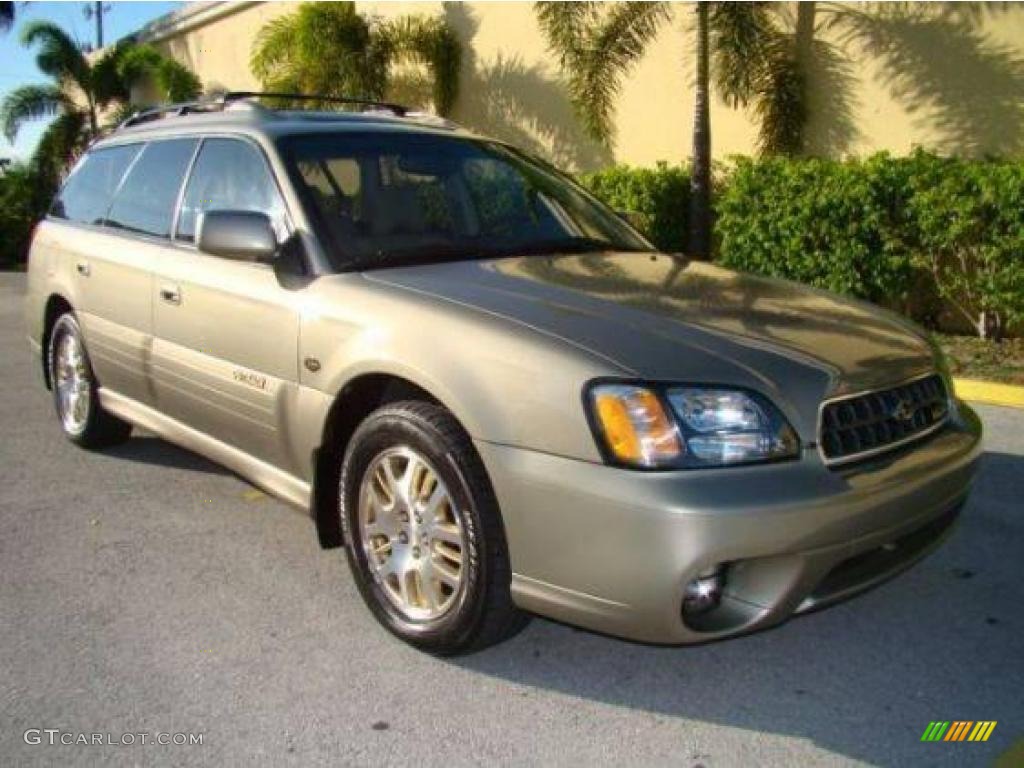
[120,1,254,47]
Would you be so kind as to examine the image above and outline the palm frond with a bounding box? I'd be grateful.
[385,15,462,115]
[710,3,809,156]
[158,58,203,102]
[536,1,668,146]
[29,110,87,184]
[20,20,91,92]
[753,39,805,155]
[710,2,777,107]
[0,83,73,143]
[251,2,387,103]
[90,43,132,106]
[118,44,202,103]
[534,2,599,66]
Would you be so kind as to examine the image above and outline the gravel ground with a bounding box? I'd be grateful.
[1,272,1021,767]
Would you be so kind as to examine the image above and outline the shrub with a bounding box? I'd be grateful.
[904,154,1024,341]
[715,153,921,312]
[584,152,1023,338]
[0,163,52,268]
[580,162,691,253]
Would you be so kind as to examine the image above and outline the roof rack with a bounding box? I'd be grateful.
[222,91,409,116]
[117,91,410,130]
[117,98,228,129]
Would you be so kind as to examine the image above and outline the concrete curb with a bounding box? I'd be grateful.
[954,378,1024,409]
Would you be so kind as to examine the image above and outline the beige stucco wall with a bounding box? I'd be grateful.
[132,1,1024,171]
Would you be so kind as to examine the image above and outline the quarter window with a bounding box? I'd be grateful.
[50,144,141,225]
[176,138,288,243]
[105,139,199,237]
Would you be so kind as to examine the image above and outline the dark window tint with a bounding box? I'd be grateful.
[105,139,198,237]
[177,139,287,243]
[282,132,652,270]
[50,144,141,225]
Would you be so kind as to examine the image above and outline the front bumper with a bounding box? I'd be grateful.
[476,401,983,644]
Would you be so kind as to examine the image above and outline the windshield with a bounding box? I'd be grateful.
[279,132,654,270]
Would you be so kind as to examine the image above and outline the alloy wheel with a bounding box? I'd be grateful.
[54,331,90,435]
[357,446,467,621]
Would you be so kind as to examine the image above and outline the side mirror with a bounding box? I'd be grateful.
[197,210,277,262]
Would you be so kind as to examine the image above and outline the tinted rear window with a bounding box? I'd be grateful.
[105,139,199,238]
[50,144,141,225]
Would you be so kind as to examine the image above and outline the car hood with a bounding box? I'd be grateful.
[364,252,937,440]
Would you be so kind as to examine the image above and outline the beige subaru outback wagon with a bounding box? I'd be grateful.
[25,94,982,654]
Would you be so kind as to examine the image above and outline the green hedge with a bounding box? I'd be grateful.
[0,164,54,268]
[583,152,1024,338]
[580,162,691,253]
[716,154,917,309]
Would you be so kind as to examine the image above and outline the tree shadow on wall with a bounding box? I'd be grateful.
[825,1,1024,156]
[802,37,862,157]
[440,2,611,172]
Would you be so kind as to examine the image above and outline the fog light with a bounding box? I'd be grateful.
[682,566,725,615]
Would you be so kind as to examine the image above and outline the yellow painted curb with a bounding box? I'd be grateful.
[954,378,1024,409]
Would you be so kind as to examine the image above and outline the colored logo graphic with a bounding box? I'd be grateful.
[921,721,997,742]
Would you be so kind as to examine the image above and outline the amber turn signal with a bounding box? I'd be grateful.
[591,385,683,467]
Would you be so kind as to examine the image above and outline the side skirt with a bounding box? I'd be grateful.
[99,388,312,511]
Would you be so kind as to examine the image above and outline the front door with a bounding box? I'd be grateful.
[150,137,300,471]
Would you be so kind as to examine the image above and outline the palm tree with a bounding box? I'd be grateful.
[1,22,203,183]
[536,2,810,257]
[0,21,125,171]
[689,2,711,260]
[116,43,203,105]
[250,1,462,117]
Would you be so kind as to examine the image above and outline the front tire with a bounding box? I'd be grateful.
[339,401,526,654]
[48,312,131,449]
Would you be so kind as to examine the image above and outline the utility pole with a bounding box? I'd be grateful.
[83,2,111,49]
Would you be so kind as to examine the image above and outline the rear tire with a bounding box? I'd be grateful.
[339,400,527,654]
[48,312,132,449]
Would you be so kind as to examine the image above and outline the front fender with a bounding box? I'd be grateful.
[296,273,625,462]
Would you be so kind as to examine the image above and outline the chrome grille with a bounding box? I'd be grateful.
[819,374,949,466]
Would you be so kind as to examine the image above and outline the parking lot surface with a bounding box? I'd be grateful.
[1,272,1021,766]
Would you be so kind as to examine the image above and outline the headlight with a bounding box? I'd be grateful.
[588,383,800,469]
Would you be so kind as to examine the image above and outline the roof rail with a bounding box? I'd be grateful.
[221,91,409,117]
[117,98,235,130]
[116,91,412,132]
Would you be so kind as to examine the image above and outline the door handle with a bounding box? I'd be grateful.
[159,284,181,305]
[76,261,90,277]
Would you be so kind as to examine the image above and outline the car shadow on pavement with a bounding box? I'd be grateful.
[104,435,231,475]
[454,450,1023,766]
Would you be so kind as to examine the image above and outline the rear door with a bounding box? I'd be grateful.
[50,140,197,406]
[150,136,301,471]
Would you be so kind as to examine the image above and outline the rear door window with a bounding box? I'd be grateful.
[105,139,199,238]
[50,144,141,225]
[176,138,288,244]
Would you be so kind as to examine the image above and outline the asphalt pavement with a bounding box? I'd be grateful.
[1,272,1021,766]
